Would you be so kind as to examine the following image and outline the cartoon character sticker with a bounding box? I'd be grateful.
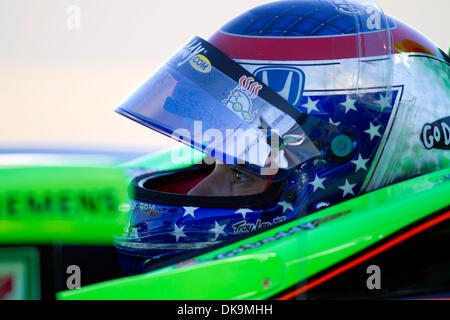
[222,76,262,122]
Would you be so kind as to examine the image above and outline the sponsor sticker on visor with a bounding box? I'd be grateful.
[190,54,212,73]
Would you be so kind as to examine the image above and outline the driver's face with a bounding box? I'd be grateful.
[188,163,269,197]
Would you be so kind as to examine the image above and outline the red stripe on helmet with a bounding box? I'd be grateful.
[209,31,393,61]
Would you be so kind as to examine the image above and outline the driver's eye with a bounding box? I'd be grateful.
[232,169,249,184]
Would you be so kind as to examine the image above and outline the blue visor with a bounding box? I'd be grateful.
[116,37,326,177]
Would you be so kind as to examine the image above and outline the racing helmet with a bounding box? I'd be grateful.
[114,0,450,274]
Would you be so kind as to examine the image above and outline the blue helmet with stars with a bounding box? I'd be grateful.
[114,0,450,274]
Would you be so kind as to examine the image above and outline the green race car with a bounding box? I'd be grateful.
[0,146,449,300]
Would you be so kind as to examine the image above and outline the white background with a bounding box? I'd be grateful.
[0,0,448,152]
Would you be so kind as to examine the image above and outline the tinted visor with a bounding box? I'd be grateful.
[116,37,324,178]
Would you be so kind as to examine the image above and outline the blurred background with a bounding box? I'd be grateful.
[0,0,449,153]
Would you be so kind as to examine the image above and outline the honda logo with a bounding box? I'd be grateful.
[254,66,305,107]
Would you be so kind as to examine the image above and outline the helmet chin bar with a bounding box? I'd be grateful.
[132,165,287,209]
